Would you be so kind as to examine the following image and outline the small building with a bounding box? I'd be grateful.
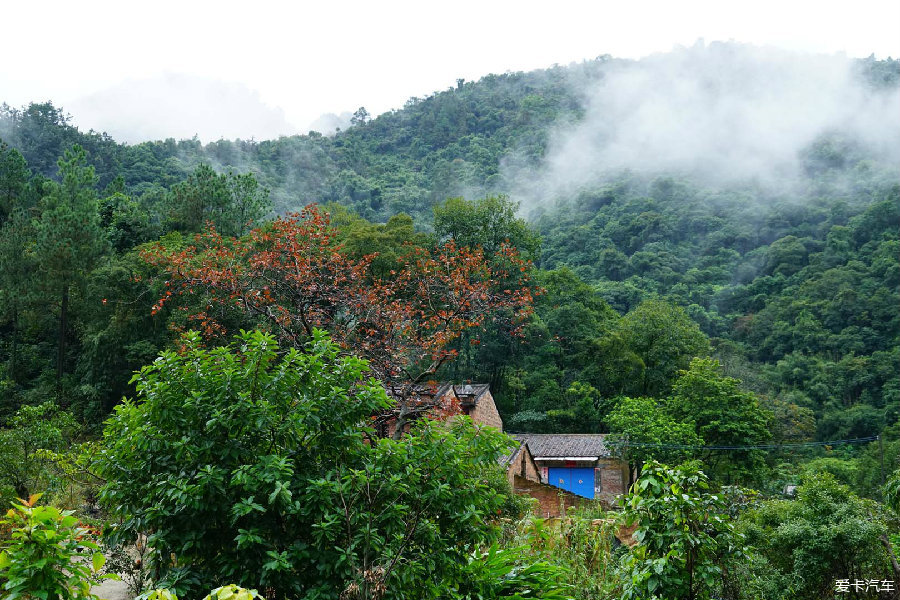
[452,383,503,430]
[379,384,630,508]
[511,434,629,502]
[501,439,541,489]
[381,382,503,437]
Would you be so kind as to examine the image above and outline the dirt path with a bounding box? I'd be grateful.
[92,576,131,600]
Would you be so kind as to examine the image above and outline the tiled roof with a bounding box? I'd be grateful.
[499,439,525,466]
[385,382,490,404]
[385,382,452,400]
[451,383,490,404]
[511,434,610,458]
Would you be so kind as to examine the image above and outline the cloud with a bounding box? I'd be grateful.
[507,42,900,204]
[306,112,353,136]
[66,73,299,143]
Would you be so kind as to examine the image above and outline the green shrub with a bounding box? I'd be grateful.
[618,461,747,600]
[136,584,261,600]
[499,509,620,600]
[0,494,112,600]
[452,543,573,599]
[741,472,894,600]
[97,329,517,599]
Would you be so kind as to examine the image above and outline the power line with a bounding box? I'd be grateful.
[605,435,880,451]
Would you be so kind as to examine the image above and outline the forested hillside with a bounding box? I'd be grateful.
[1,47,898,478]
[1,44,899,599]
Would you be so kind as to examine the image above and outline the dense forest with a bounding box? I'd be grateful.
[0,45,898,599]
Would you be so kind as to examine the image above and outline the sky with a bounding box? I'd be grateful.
[2,0,898,142]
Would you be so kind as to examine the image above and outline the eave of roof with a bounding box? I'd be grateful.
[511,433,611,458]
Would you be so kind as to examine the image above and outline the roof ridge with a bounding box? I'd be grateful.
[513,433,608,437]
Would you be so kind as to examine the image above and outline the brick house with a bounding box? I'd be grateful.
[452,383,504,430]
[511,434,629,503]
[381,382,503,437]
[501,439,541,489]
[379,383,630,509]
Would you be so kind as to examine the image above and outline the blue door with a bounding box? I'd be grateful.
[548,467,594,498]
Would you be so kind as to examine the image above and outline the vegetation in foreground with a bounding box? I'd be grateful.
[1,330,898,599]
[0,50,897,599]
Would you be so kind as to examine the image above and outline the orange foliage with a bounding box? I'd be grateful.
[142,205,535,431]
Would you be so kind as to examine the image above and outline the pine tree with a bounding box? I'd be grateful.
[0,141,31,224]
[32,145,107,398]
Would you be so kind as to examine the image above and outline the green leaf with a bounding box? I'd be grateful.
[92,551,106,572]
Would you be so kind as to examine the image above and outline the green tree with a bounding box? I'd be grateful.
[32,145,107,397]
[100,191,155,252]
[764,235,809,277]
[97,329,515,599]
[617,300,710,397]
[433,195,541,262]
[350,107,370,126]
[0,141,31,223]
[165,164,270,237]
[0,209,35,384]
[667,358,772,482]
[0,403,77,502]
[607,397,704,472]
[0,144,35,387]
[885,468,900,513]
[223,170,271,236]
[501,267,619,427]
[741,473,896,600]
[619,461,747,600]
[330,207,429,279]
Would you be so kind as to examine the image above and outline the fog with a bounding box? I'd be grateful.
[67,74,299,144]
[506,42,900,206]
[307,112,354,136]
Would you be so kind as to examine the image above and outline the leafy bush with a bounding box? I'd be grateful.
[452,543,573,599]
[136,584,261,600]
[741,472,895,600]
[102,534,151,598]
[618,461,747,600]
[0,494,111,600]
[0,403,79,506]
[97,329,517,599]
[499,510,620,600]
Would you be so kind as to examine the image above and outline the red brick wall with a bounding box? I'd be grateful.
[513,475,590,518]
[467,390,503,430]
[506,444,541,488]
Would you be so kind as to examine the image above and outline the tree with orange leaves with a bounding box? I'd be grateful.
[142,204,534,437]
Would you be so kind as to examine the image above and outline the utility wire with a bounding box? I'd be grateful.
[605,435,880,451]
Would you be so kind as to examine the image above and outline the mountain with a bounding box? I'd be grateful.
[1,44,898,452]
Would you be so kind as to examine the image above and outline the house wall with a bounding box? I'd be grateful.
[505,444,541,488]
[467,390,503,430]
[383,419,411,439]
[522,446,540,481]
[596,458,628,499]
[513,475,589,518]
[534,457,629,504]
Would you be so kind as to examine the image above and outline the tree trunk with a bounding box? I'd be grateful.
[392,402,410,441]
[56,284,68,403]
[880,534,900,591]
[9,301,17,380]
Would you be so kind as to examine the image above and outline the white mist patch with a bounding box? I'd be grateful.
[512,43,900,202]
[307,112,353,136]
[66,73,299,143]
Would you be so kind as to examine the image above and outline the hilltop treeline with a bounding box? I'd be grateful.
[0,53,898,494]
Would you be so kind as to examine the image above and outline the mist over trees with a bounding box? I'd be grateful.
[0,43,897,599]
